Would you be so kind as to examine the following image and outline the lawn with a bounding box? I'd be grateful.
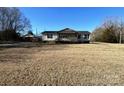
[0,43,124,85]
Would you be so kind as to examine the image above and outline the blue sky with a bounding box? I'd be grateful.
[19,7,124,35]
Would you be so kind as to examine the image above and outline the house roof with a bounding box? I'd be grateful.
[42,28,90,34]
[58,28,78,34]
[78,31,91,34]
[42,31,57,34]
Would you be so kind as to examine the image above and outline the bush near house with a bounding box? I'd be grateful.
[0,30,20,41]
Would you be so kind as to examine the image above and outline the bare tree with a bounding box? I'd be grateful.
[103,17,118,42]
[91,17,124,43]
[0,7,31,33]
[0,8,9,31]
[118,17,124,44]
[0,7,32,40]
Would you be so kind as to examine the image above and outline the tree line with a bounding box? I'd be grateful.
[0,7,32,41]
[91,17,124,43]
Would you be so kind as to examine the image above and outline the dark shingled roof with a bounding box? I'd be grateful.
[42,28,90,34]
[78,31,91,34]
[42,31,58,34]
[58,28,78,34]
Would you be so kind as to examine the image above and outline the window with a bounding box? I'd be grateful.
[83,34,89,39]
[47,34,53,38]
[78,35,81,39]
[60,35,67,38]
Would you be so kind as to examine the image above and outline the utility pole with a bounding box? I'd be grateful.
[119,29,122,44]
[36,28,38,36]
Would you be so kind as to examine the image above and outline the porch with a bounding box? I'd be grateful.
[58,33,79,42]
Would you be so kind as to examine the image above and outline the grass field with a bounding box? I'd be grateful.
[0,43,124,85]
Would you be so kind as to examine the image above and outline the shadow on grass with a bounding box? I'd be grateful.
[0,42,70,51]
[0,41,102,51]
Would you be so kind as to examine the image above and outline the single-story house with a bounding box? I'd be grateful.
[42,28,90,43]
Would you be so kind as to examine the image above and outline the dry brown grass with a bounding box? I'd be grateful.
[0,43,124,85]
